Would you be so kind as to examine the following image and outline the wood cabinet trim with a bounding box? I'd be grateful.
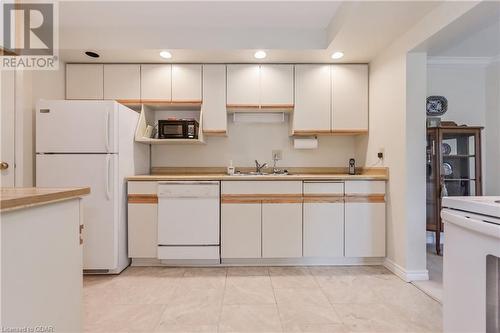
[203,130,227,136]
[344,194,385,203]
[292,129,368,136]
[222,194,302,204]
[128,194,158,204]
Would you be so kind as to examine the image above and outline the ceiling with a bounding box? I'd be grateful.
[421,1,500,58]
[58,1,440,63]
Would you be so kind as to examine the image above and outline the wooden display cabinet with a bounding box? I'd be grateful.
[426,125,483,255]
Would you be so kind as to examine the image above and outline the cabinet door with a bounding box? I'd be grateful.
[226,64,260,106]
[66,64,103,100]
[303,202,344,257]
[171,64,202,102]
[202,65,227,134]
[103,64,140,100]
[221,203,261,259]
[332,64,368,131]
[128,203,158,258]
[262,203,302,258]
[260,65,294,106]
[293,65,331,133]
[345,202,385,257]
[141,64,171,101]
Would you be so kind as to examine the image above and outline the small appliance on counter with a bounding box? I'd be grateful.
[158,119,199,139]
[349,158,356,175]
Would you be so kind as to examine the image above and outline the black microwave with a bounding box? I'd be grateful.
[157,119,199,139]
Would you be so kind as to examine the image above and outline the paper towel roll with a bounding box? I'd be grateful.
[294,138,318,149]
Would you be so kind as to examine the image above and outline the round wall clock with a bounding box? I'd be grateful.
[426,96,448,116]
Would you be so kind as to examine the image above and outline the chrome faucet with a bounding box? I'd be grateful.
[255,160,268,174]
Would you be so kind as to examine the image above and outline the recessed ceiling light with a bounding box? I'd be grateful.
[84,51,100,58]
[254,50,267,59]
[160,50,172,59]
[331,51,344,59]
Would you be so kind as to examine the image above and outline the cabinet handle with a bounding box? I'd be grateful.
[0,162,9,170]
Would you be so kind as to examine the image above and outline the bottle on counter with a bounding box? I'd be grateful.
[227,160,235,175]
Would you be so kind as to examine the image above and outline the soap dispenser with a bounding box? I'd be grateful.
[227,160,235,175]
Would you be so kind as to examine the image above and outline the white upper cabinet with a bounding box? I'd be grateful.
[172,64,202,102]
[332,64,368,132]
[66,64,103,100]
[293,64,331,133]
[103,64,141,100]
[140,64,171,101]
[260,65,294,106]
[226,64,260,106]
[202,65,227,135]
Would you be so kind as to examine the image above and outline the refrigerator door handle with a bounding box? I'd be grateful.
[105,154,111,200]
[104,109,110,153]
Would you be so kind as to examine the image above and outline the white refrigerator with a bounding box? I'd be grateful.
[36,100,150,274]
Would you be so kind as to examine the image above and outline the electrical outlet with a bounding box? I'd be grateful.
[378,147,385,159]
[272,150,283,160]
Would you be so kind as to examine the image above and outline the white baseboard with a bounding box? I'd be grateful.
[384,258,429,282]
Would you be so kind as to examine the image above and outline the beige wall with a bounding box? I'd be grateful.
[153,118,357,168]
[357,1,479,278]
[484,60,500,195]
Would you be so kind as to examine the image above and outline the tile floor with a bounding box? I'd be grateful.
[83,266,442,333]
[412,244,443,302]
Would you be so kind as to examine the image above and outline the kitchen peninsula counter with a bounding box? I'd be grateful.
[0,187,90,212]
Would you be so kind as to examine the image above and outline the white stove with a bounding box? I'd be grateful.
[441,196,500,333]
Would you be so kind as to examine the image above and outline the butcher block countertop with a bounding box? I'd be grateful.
[127,167,388,181]
[0,187,90,212]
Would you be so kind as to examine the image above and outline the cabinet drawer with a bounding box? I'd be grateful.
[128,181,157,194]
[345,181,385,195]
[303,182,344,195]
[222,181,302,195]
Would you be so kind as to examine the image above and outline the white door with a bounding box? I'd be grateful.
[36,154,119,270]
[172,64,202,101]
[303,202,344,257]
[344,202,386,257]
[1,71,15,187]
[293,65,331,133]
[103,64,141,100]
[226,64,260,106]
[202,65,227,134]
[332,64,368,131]
[260,64,294,106]
[140,64,172,101]
[36,100,118,153]
[262,203,302,258]
[66,64,104,100]
[221,203,261,258]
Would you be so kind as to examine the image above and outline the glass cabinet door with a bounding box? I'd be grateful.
[426,129,439,230]
[440,129,481,197]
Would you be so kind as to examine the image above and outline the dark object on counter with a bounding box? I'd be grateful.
[348,158,356,175]
[426,96,448,116]
[158,119,199,139]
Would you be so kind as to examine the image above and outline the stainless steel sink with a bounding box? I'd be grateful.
[234,171,291,176]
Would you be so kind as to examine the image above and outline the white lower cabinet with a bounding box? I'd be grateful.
[262,203,302,258]
[221,203,261,258]
[303,202,344,257]
[344,202,386,257]
[128,203,157,258]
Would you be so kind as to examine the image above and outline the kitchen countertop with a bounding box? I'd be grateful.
[127,167,388,181]
[0,187,91,212]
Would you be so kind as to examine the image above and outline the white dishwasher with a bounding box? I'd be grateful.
[157,181,220,262]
